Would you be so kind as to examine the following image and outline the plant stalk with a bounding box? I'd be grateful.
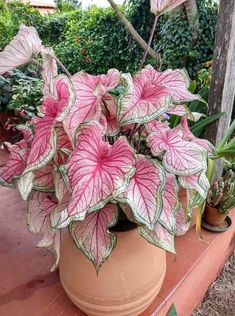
[52,55,72,78]
[139,14,159,69]
[216,119,235,150]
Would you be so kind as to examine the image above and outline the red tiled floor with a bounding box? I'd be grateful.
[0,149,234,316]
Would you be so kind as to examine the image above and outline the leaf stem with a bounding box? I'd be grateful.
[139,14,159,70]
[52,55,72,78]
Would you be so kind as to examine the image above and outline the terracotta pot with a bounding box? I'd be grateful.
[204,204,227,226]
[59,229,166,316]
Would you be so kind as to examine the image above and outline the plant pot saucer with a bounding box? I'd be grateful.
[201,216,232,233]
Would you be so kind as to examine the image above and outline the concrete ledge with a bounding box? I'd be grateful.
[0,183,234,316]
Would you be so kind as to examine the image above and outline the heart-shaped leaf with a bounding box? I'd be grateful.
[119,155,165,230]
[70,204,118,272]
[57,122,135,227]
[148,128,207,176]
[118,73,172,126]
[0,24,42,74]
[139,222,175,253]
[159,173,179,233]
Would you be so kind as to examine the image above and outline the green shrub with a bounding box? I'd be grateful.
[154,0,218,76]
[54,6,134,74]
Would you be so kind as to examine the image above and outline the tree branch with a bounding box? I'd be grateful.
[107,0,159,62]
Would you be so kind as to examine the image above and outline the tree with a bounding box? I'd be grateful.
[184,0,199,44]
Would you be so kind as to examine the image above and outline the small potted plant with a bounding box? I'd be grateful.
[0,22,214,316]
[204,170,235,228]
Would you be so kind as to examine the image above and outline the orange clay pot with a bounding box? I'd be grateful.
[204,204,227,226]
[59,229,166,316]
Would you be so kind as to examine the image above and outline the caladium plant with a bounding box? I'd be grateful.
[0,25,213,272]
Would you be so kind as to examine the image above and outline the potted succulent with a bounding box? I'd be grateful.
[0,22,214,315]
[204,170,235,228]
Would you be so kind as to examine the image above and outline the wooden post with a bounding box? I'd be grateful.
[205,0,235,179]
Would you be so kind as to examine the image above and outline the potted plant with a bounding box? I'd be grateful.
[0,23,214,315]
[204,170,235,229]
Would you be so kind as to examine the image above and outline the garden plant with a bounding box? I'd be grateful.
[0,21,214,271]
[0,1,229,314]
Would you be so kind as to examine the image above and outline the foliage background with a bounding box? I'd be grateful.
[0,0,218,76]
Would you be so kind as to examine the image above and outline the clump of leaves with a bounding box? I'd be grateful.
[0,25,214,273]
[207,170,235,214]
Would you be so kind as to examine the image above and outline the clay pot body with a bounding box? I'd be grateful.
[59,229,166,316]
[204,204,227,226]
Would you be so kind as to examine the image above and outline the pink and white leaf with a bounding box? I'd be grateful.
[118,73,172,126]
[54,126,72,165]
[41,47,58,95]
[18,172,35,200]
[119,156,165,230]
[175,206,191,236]
[148,128,207,175]
[34,161,55,191]
[178,171,210,200]
[57,122,135,228]
[150,0,187,15]
[145,119,169,134]
[16,125,33,142]
[0,140,29,186]
[100,68,120,90]
[180,116,215,155]
[166,104,192,117]
[159,173,179,233]
[37,217,61,271]
[27,192,57,234]
[0,24,42,74]
[63,72,102,140]
[24,117,57,173]
[139,222,175,253]
[70,204,118,271]
[102,96,120,136]
[142,65,198,102]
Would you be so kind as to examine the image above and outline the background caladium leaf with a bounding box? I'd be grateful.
[148,128,207,176]
[166,104,193,118]
[57,122,135,228]
[53,75,76,122]
[37,225,61,272]
[0,140,29,187]
[27,191,61,271]
[141,65,198,102]
[175,207,191,236]
[18,172,35,200]
[54,126,73,166]
[34,161,55,192]
[0,24,42,74]
[145,119,170,134]
[180,116,215,155]
[24,76,75,174]
[118,73,172,126]
[178,171,210,201]
[150,0,187,15]
[24,117,57,173]
[41,47,58,95]
[27,192,57,233]
[159,173,179,233]
[118,155,165,230]
[102,96,120,136]
[63,69,119,141]
[139,222,175,253]
[16,125,33,142]
[69,204,118,272]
